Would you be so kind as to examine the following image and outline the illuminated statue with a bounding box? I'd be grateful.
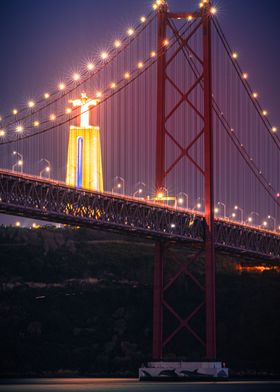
[66,92,104,192]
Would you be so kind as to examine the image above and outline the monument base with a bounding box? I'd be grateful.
[139,361,229,381]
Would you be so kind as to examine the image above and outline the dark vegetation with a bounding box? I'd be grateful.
[0,226,279,377]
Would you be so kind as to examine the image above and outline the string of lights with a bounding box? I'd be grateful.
[0,5,159,128]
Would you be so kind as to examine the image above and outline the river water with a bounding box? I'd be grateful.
[0,379,279,392]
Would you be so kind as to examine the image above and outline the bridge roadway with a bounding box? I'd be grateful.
[0,169,279,261]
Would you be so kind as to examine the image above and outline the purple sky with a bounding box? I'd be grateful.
[0,0,279,226]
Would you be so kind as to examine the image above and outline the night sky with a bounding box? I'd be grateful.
[0,0,279,226]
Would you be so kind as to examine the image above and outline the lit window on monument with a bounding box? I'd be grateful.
[77,137,83,188]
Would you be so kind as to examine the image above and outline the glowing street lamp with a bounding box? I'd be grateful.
[193,197,203,211]
[12,151,23,173]
[247,211,259,225]
[40,158,51,179]
[267,215,276,231]
[177,192,189,209]
[133,182,146,198]
[112,176,125,195]
[234,205,244,223]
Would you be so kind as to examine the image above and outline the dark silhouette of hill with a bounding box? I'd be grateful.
[0,226,279,377]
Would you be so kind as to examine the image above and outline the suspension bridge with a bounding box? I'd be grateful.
[0,0,279,379]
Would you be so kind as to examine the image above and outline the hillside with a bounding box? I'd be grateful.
[0,226,279,377]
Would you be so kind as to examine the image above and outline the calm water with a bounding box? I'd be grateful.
[0,379,279,392]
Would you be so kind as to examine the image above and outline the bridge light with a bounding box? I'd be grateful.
[117,183,122,188]
[152,3,158,10]
[124,72,130,79]
[262,110,268,116]
[12,109,18,115]
[252,92,258,98]
[44,92,50,99]
[33,121,40,127]
[187,15,193,21]
[87,62,95,71]
[138,61,144,69]
[214,208,219,213]
[72,73,80,81]
[210,7,217,14]
[15,221,21,227]
[18,160,23,166]
[163,39,169,46]
[58,82,65,91]
[171,223,176,229]
[96,91,102,98]
[232,52,238,59]
[232,213,236,218]
[263,221,268,227]
[100,51,109,60]
[110,82,117,89]
[178,198,184,205]
[45,166,50,173]
[248,217,253,223]
[49,114,56,121]
[157,192,164,199]
[150,51,156,57]
[242,73,248,79]
[114,40,121,48]
[16,125,23,133]
[127,28,134,36]
[0,129,5,137]
[65,108,72,114]
[197,203,202,209]
[28,100,35,108]
[272,126,278,133]
[140,16,146,23]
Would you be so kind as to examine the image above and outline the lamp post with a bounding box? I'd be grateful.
[177,192,189,209]
[133,182,146,198]
[112,176,125,195]
[247,211,259,225]
[12,151,23,173]
[217,201,226,218]
[39,158,51,179]
[193,197,203,211]
[234,205,244,223]
[267,215,276,231]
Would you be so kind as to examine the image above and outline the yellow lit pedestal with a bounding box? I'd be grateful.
[65,93,104,192]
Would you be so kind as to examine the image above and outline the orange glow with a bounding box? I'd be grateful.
[236,264,280,273]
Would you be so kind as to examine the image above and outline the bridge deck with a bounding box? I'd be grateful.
[0,170,279,261]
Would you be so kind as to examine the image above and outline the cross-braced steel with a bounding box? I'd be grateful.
[154,1,218,360]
